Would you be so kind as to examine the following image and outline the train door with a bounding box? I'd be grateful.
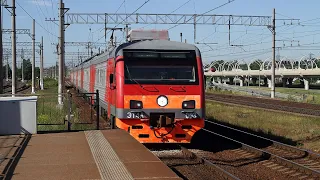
[106,58,113,119]
[106,58,116,128]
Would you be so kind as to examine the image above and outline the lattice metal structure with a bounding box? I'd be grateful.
[53,51,89,56]
[3,41,41,46]
[2,28,30,34]
[3,48,41,55]
[0,0,7,6]
[63,42,107,47]
[64,13,273,26]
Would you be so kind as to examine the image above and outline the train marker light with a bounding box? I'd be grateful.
[130,100,143,109]
[182,100,195,109]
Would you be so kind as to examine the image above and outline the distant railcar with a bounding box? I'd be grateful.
[70,29,205,143]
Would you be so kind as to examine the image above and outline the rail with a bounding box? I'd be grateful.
[179,145,240,180]
[202,128,320,178]
[205,120,320,161]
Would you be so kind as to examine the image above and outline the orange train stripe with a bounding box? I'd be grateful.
[115,118,205,143]
[124,95,201,109]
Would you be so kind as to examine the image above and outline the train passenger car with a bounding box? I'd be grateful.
[70,29,205,143]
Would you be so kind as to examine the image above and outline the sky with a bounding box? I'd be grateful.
[2,0,320,68]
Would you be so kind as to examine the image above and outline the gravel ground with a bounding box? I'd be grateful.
[152,150,227,180]
[194,149,293,180]
[148,129,317,180]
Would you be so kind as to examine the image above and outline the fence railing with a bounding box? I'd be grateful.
[0,90,100,132]
[207,82,304,102]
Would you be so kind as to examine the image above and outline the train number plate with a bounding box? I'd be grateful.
[184,112,198,119]
[126,112,144,119]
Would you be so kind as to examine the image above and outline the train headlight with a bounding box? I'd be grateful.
[130,100,143,109]
[182,100,195,109]
[157,95,168,107]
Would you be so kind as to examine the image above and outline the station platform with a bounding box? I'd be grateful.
[0,130,181,180]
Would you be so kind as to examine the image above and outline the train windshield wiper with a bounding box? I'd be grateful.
[125,65,143,88]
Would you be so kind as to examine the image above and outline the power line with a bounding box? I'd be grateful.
[141,0,192,29]
[16,1,58,38]
[93,0,151,45]
[203,0,235,14]
[168,0,236,30]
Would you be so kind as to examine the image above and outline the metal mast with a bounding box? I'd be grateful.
[40,36,44,90]
[0,2,3,94]
[31,19,35,93]
[271,8,276,98]
[11,0,16,96]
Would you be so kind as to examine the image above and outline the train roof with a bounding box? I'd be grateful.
[72,39,200,70]
[121,39,198,51]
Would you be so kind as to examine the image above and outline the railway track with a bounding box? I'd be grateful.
[205,120,320,175]
[2,82,30,94]
[206,93,320,117]
[150,123,320,179]
[179,146,240,180]
[179,127,320,179]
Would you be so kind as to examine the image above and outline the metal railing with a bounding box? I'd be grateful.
[0,90,100,132]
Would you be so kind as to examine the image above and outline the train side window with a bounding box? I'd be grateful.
[109,74,114,84]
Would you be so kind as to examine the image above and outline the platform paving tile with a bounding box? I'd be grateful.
[101,130,182,180]
[124,162,181,180]
[10,132,101,180]
[3,130,182,180]
[85,130,134,180]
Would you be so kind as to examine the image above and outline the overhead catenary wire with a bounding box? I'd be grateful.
[16,1,58,38]
[92,0,151,45]
[141,0,192,29]
[168,0,236,30]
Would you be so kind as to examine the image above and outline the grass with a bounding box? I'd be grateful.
[36,78,96,132]
[205,100,320,153]
[206,86,248,96]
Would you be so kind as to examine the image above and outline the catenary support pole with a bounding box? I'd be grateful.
[31,19,35,94]
[40,36,44,90]
[11,0,16,96]
[6,56,8,81]
[21,49,24,82]
[271,8,276,98]
[58,0,65,104]
[0,3,3,94]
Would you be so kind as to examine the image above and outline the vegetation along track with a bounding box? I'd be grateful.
[206,93,320,117]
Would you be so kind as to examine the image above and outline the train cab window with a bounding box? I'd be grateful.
[123,51,199,85]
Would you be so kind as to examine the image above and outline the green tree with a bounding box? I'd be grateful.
[2,65,12,79]
[250,59,263,70]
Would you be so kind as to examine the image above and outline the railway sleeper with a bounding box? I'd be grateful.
[180,146,240,180]
[273,143,308,158]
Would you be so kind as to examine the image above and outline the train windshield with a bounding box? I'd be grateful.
[123,51,199,85]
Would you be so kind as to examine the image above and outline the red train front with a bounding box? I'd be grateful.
[70,29,205,143]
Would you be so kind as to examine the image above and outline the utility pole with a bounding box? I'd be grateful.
[0,2,3,94]
[6,55,8,81]
[40,36,44,90]
[21,48,24,82]
[58,0,65,105]
[180,33,182,42]
[271,8,276,99]
[11,0,16,96]
[31,19,35,94]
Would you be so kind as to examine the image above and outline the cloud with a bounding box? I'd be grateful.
[29,0,52,7]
